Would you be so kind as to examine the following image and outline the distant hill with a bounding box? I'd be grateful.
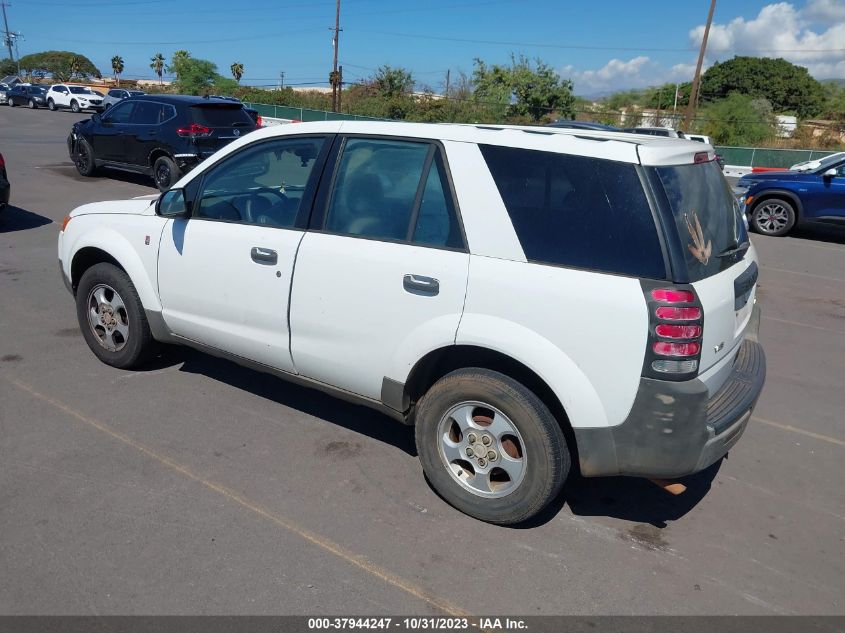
[821,78,845,87]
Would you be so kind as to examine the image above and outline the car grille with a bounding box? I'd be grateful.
[89,99,102,105]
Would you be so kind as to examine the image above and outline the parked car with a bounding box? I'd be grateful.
[245,107,262,126]
[6,84,48,108]
[58,121,765,524]
[623,127,687,139]
[67,94,259,190]
[0,85,9,105]
[547,120,619,131]
[0,152,8,210]
[46,84,105,112]
[789,151,845,172]
[736,156,845,236]
[685,134,712,144]
[102,88,146,110]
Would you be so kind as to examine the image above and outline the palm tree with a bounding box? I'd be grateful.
[150,52,165,86]
[230,62,244,84]
[111,55,124,87]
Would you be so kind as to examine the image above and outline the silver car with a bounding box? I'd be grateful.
[102,88,145,110]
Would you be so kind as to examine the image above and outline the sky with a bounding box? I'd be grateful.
[3,0,844,96]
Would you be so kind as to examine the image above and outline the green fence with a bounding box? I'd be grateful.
[243,102,385,123]
[714,146,836,168]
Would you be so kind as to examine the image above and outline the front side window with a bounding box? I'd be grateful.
[103,101,134,124]
[195,137,326,228]
[108,90,120,97]
[324,138,463,248]
[480,144,666,279]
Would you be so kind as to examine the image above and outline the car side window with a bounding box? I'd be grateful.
[325,138,459,245]
[108,90,120,97]
[103,101,134,124]
[412,154,463,249]
[195,137,326,228]
[130,101,163,125]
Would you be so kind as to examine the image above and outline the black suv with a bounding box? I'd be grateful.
[67,95,258,190]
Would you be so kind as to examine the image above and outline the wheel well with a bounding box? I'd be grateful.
[70,247,124,293]
[405,345,580,471]
[148,149,171,168]
[750,190,803,220]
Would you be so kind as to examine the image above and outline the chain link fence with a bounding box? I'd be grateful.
[243,102,385,122]
[714,146,837,168]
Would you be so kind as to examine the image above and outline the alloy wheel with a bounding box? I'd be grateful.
[754,202,790,234]
[86,284,129,351]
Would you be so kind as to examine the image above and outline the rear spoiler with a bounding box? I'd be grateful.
[637,142,716,167]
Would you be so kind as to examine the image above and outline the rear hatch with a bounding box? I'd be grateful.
[649,157,755,379]
[188,103,257,158]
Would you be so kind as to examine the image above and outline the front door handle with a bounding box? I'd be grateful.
[403,274,439,296]
[250,247,278,265]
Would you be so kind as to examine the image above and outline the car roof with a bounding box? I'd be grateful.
[233,120,713,166]
[133,94,244,105]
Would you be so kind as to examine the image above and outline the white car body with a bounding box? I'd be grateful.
[46,84,105,112]
[58,121,766,522]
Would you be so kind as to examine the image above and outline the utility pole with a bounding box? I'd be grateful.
[330,0,341,112]
[445,69,450,96]
[279,71,284,91]
[1,2,14,63]
[683,0,716,131]
[337,65,343,112]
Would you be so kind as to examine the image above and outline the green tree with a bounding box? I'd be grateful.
[472,54,574,121]
[700,56,824,118]
[172,57,237,95]
[150,52,165,86]
[0,57,15,77]
[18,51,100,81]
[699,92,775,145]
[373,65,414,98]
[111,55,124,87]
[167,50,192,77]
[230,62,244,84]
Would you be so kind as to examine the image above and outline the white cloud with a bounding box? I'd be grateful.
[567,1,845,95]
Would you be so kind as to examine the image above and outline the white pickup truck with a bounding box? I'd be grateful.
[58,121,766,524]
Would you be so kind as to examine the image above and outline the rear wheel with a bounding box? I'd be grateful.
[70,100,80,113]
[8,98,14,107]
[76,263,154,369]
[415,368,570,525]
[48,98,57,111]
[153,156,180,191]
[28,99,37,109]
[750,198,796,237]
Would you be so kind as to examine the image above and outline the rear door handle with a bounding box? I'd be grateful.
[250,247,278,265]
[403,274,439,296]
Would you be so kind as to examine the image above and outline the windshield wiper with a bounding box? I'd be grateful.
[716,240,750,258]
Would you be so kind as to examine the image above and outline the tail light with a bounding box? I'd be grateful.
[0,153,5,168]
[642,284,703,379]
[256,115,263,127]
[176,123,211,137]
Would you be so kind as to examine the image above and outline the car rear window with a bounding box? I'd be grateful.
[191,104,254,127]
[653,161,747,281]
[479,144,666,279]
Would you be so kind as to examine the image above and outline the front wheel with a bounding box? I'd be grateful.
[750,198,796,237]
[415,368,570,525]
[8,98,14,107]
[74,138,97,177]
[28,99,37,109]
[153,156,181,191]
[76,263,154,369]
[48,98,57,111]
[70,100,80,113]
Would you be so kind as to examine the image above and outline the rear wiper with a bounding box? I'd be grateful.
[716,240,750,258]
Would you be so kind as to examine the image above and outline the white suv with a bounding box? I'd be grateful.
[57,121,766,524]
[46,84,104,113]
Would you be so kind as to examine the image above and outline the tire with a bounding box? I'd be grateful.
[8,98,14,107]
[153,155,181,191]
[70,100,80,113]
[750,197,796,237]
[28,99,36,109]
[76,263,154,369]
[48,98,56,111]
[74,138,97,177]
[415,368,570,525]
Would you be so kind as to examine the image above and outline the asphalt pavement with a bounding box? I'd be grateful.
[1,105,843,616]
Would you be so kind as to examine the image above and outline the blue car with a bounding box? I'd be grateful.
[736,155,845,236]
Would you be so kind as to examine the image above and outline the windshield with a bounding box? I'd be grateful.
[129,91,145,96]
[191,104,254,127]
[69,86,95,94]
[814,153,845,172]
[654,160,747,281]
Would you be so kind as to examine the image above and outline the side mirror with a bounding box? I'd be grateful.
[823,168,837,178]
[156,188,190,218]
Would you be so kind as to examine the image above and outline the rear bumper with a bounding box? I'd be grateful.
[575,309,766,479]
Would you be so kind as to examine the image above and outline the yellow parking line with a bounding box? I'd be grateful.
[752,415,845,447]
[8,377,469,617]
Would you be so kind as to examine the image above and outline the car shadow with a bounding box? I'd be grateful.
[147,345,418,457]
[0,205,53,232]
[791,222,845,245]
